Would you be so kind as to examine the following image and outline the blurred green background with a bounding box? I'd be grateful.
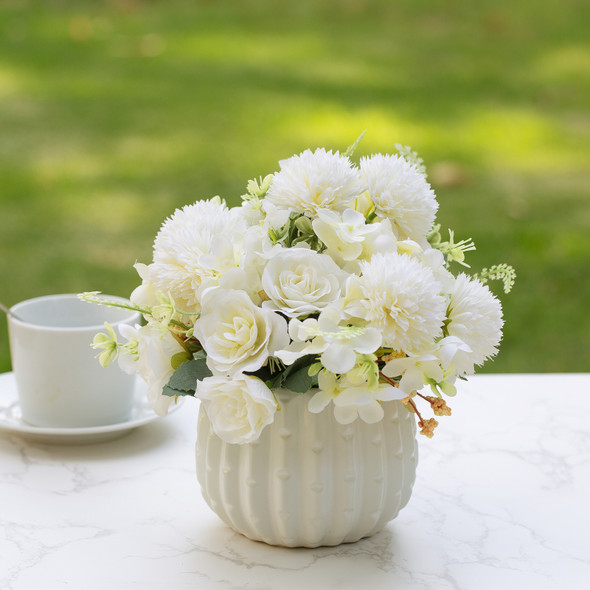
[1,0,589,373]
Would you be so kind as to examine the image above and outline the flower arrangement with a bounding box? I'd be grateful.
[82,136,514,444]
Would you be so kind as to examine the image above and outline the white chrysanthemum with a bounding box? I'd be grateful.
[397,239,455,292]
[264,148,364,219]
[446,274,503,370]
[360,154,438,241]
[344,252,446,352]
[149,198,245,313]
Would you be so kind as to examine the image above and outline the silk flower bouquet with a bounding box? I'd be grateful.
[83,137,514,445]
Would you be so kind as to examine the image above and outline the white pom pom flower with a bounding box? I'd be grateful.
[148,198,246,314]
[264,148,364,219]
[446,274,504,373]
[343,252,446,353]
[360,153,438,241]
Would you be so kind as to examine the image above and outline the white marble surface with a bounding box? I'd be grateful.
[1,373,589,590]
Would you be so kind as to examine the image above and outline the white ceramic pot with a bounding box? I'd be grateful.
[196,388,418,548]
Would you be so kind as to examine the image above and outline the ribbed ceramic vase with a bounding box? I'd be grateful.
[195,388,418,548]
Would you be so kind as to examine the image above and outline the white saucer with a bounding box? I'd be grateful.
[0,372,184,444]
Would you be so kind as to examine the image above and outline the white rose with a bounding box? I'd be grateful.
[126,323,185,416]
[197,374,278,444]
[193,288,289,376]
[261,247,347,318]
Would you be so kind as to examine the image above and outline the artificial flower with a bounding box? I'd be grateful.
[343,252,447,352]
[193,288,289,377]
[261,246,347,318]
[360,153,438,241]
[275,308,381,374]
[148,197,245,314]
[196,374,277,444]
[264,148,364,222]
[446,273,504,373]
[86,139,513,442]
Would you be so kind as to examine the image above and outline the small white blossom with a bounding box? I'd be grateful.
[309,364,405,425]
[312,208,397,270]
[333,382,403,424]
[197,374,277,444]
[383,351,444,396]
[275,308,382,374]
[307,370,343,415]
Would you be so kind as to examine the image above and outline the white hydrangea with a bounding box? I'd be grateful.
[382,350,444,396]
[309,365,405,425]
[312,207,397,270]
[360,153,438,241]
[264,148,364,221]
[446,274,504,372]
[148,198,247,314]
[275,308,382,374]
[343,252,446,352]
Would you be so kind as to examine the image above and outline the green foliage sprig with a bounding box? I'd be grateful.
[475,264,517,294]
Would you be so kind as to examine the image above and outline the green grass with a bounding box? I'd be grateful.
[1,0,589,373]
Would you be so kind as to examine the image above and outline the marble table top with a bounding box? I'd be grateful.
[1,373,589,590]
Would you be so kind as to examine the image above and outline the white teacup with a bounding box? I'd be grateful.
[8,294,140,428]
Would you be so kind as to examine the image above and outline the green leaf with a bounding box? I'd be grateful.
[171,351,192,370]
[343,130,366,158]
[283,365,314,393]
[162,357,212,397]
[272,354,318,393]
